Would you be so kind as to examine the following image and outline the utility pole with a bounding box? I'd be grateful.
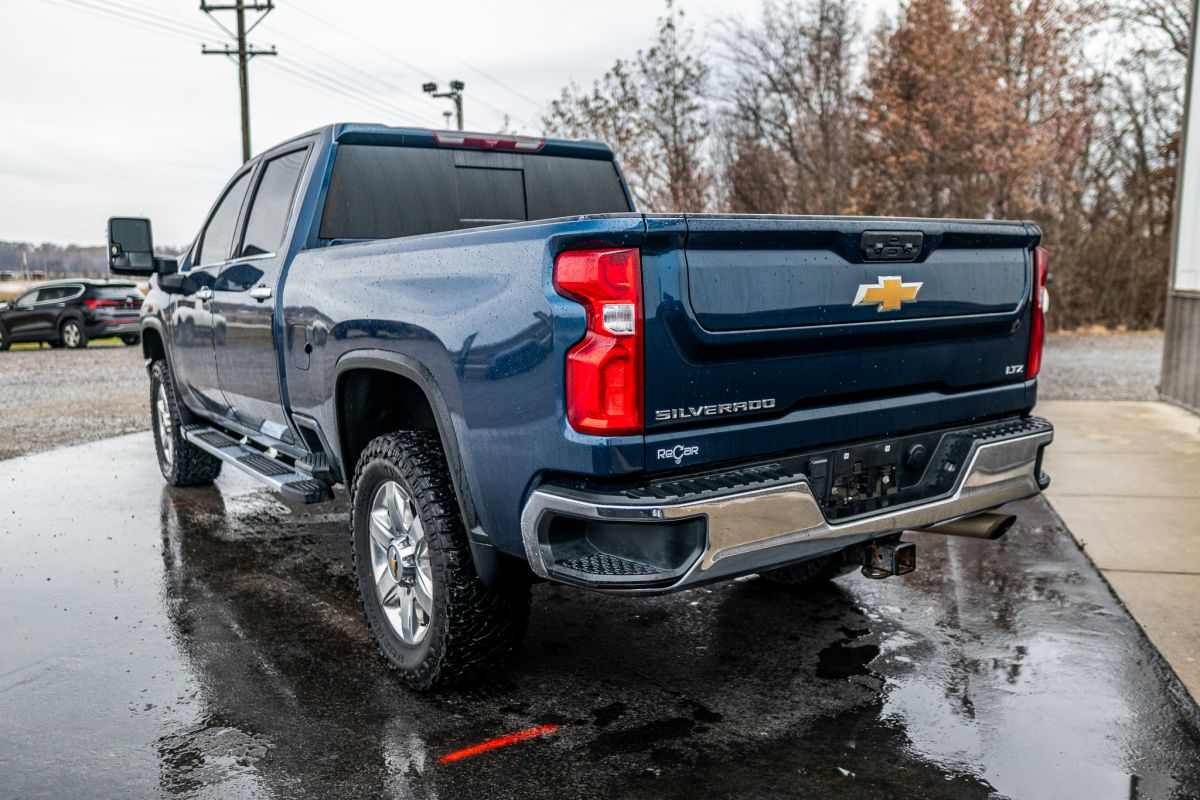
[201,1,277,163]
[423,81,465,130]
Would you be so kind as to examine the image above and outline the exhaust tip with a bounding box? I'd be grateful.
[915,512,1018,540]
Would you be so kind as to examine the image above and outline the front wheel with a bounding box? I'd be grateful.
[351,431,530,690]
[59,319,87,349]
[149,360,222,486]
[0,325,9,351]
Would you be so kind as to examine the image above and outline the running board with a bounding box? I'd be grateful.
[183,425,334,504]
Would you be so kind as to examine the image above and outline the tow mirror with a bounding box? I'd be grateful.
[107,217,157,276]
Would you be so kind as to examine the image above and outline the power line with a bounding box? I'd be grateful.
[36,0,423,128]
[40,0,532,131]
[93,0,447,126]
[264,28,447,123]
[285,1,525,128]
[355,0,545,111]
[261,60,426,124]
[40,0,210,41]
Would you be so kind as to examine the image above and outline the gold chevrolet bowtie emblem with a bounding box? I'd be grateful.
[853,275,923,311]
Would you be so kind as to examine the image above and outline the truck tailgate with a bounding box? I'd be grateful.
[641,215,1041,471]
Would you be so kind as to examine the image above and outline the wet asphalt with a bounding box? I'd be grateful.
[3,433,1200,800]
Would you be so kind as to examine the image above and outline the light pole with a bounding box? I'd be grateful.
[423,80,465,130]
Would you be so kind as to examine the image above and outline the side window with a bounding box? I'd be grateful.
[38,287,67,302]
[239,149,308,258]
[16,290,39,306]
[196,171,252,267]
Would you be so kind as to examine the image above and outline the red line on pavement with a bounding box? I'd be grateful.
[438,724,561,764]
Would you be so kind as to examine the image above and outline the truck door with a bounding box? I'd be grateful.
[172,168,253,416]
[212,147,308,443]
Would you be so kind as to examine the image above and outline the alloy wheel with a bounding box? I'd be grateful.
[368,480,434,644]
[155,382,174,467]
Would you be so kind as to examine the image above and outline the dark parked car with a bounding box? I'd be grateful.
[0,279,143,350]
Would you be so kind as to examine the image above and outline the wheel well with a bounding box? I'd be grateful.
[336,368,439,478]
[142,328,166,362]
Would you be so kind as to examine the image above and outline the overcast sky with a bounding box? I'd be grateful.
[1,0,893,246]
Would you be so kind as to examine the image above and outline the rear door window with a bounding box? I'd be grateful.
[197,171,252,267]
[239,149,308,258]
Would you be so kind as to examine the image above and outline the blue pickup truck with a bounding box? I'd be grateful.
[107,124,1053,689]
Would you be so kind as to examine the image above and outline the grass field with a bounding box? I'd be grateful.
[9,338,128,351]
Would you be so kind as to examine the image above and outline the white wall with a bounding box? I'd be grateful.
[1175,6,1200,292]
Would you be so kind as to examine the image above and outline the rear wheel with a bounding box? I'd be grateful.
[351,431,530,690]
[150,360,222,486]
[59,319,87,349]
[122,334,141,346]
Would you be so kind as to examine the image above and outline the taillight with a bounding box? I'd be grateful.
[554,248,643,435]
[1027,246,1049,379]
[83,299,120,310]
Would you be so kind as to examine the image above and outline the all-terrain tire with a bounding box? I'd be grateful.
[351,431,530,690]
[758,546,864,588]
[149,359,222,486]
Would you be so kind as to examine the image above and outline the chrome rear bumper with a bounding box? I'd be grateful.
[520,419,1053,593]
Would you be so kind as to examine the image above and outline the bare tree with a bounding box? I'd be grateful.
[542,1,712,211]
[718,0,860,214]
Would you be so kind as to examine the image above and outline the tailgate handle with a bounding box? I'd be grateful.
[862,231,922,262]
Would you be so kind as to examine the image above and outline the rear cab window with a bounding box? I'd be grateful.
[318,143,631,241]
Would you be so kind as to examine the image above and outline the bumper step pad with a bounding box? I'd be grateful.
[183,425,333,504]
[559,553,664,577]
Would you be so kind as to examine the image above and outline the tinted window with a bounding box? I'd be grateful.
[36,287,67,302]
[456,167,526,225]
[240,150,307,257]
[93,286,141,301]
[320,145,630,241]
[197,171,252,267]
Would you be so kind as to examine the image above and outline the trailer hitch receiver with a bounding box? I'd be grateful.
[862,540,916,579]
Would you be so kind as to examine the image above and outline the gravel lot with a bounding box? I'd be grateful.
[0,332,1167,461]
[0,344,148,461]
[1038,332,1164,401]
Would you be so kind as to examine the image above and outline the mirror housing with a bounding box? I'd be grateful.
[107,217,158,276]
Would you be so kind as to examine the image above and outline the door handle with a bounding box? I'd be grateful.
[196,287,213,302]
[249,285,273,302]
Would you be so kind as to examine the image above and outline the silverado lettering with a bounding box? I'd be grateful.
[654,398,777,421]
